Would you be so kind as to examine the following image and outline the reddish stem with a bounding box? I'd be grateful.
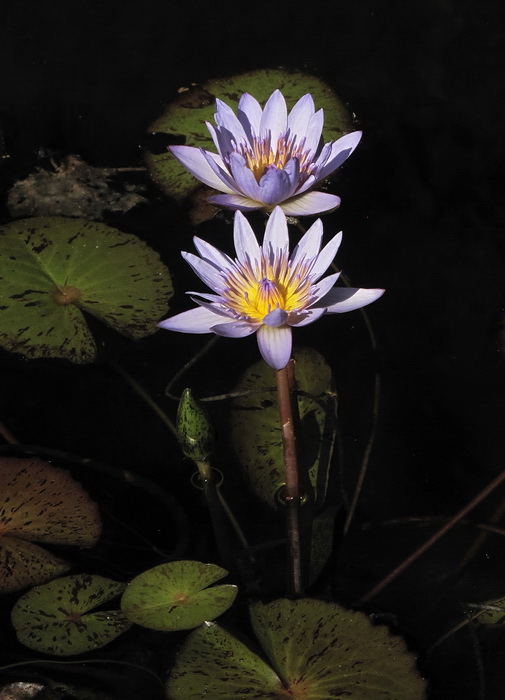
[355,467,505,606]
[276,360,303,595]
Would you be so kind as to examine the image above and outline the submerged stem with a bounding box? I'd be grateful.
[276,360,303,595]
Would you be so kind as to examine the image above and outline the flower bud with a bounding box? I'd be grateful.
[176,388,215,461]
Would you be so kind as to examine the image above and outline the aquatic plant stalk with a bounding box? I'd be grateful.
[356,466,505,606]
[276,359,303,595]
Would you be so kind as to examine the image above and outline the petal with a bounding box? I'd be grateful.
[319,287,385,312]
[256,325,292,370]
[202,150,241,193]
[158,306,220,333]
[303,109,324,157]
[280,191,341,216]
[257,166,293,205]
[260,90,288,144]
[309,271,342,303]
[214,99,250,148]
[310,231,343,280]
[192,237,234,272]
[182,251,226,293]
[207,193,264,211]
[238,93,262,141]
[287,94,315,138]
[211,320,258,338]
[190,297,234,319]
[263,206,289,259]
[263,307,289,327]
[169,146,234,192]
[290,218,324,268]
[314,131,363,182]
[233,210,261,265]
[228,152,261,199]
[289,307,326,326]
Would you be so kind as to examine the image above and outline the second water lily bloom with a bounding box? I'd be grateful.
[170,89,362,216]
[159,208,384,370]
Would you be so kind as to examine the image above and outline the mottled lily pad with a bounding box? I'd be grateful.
[166,598,427,699]
[121,560,237,631]
[0,457,101,594]
[146,68,354,202]
[229,347,337,509]
[11,574,130,655]
[0,217,173,363]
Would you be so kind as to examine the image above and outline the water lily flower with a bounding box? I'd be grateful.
[159,207,384,370]
[169,89,362,216]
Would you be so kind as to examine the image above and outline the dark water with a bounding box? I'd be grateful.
[1,1,505,698]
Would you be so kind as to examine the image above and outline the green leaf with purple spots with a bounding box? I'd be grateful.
[229,347,337,509]
[166,598,427,699]
[145,68,354,203]
[11,574,131,656]
[0,217,173,363]
[121,560,237,631]
[0,457,101,594]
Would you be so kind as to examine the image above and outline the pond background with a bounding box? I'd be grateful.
[1,1,505,698]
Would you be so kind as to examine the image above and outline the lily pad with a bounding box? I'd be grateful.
[11,574,131,655]
[0,216,173,363]
[166,598,427,699]
[229,347,337,509]
[121,560,237,631]
[0,457,101,594]
[146,68,354,202]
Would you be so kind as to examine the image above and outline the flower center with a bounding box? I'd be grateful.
[238,132,314,183]
[223,255,313,323]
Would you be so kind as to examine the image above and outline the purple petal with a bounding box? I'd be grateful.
[256,325,292,370]
[207,193,263,211]
[280,191,341,216]
[214,99,250,148]
[303,109,324,157]
[233,211,261,265]
[289,307,326,326]
[319,287,385,312]
[238,93,262,141]
[315,131,363,182]
[309,271,342,303]
[310,231,343,280]
[182,251,225,293]
[202,150,241,193]
[169,146,233,192]
[190,297,234,319]
[257,166,293,205]
[159,306,220,333]
[228,152,261,200]
[263,307,289,327]
[287,94,315,138]
[290,218,323,268]
[260,90,287,144]
[193,237,234,271]
[211,319,258,338]
[263,206,289,258]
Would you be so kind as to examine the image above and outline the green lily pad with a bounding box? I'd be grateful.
[229,347,337,509]
[121,560,237,631]
[146,68,354,201]
[11,574,131,655]
[0,457,101,594]
[250,599,426,699]
[166,598,427,699]
[0,216,173,363]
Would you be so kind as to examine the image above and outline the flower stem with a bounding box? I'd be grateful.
[276,359,303,595]
[355,466,505,606]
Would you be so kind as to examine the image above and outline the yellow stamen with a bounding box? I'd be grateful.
[238,133,314,183]
[223,256,313,323]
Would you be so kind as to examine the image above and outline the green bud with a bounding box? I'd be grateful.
[176,388,215,461]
